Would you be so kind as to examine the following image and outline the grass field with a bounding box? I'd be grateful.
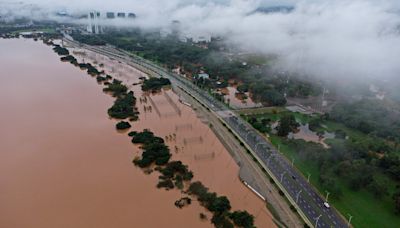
[246,109,400,228]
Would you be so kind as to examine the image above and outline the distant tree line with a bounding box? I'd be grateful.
[71,28,322,106]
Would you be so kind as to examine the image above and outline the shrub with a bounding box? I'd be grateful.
[116,121,131,130]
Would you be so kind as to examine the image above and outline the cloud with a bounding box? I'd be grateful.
[3,0,400,83]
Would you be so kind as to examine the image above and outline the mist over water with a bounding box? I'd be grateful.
[3,0,400,84]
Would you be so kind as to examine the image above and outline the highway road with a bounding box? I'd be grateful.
[64,36,348,228]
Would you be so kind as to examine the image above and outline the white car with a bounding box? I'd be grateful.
[323,202,330,208]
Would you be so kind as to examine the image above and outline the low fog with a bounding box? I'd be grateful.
[3,0,400,83]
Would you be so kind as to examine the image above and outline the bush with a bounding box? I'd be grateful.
[53,45,69,56]
[108,92,138,119]
[60,55,77,65]
[116,121,131,130]
[229,210,255,228]
[131,130,171,168]
[141,77,171,91]
[157,179,174,189]
[103,79,128,97]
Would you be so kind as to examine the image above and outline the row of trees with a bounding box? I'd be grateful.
[53,37,256,227]
[131,130,255,227]
[141,77,171,92]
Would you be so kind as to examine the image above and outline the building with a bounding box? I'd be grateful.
[106,12,115,19]
[117,12,126,18]
[197,73,210,80]
[87,11,101,34]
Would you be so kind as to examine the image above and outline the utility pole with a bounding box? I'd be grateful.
[325,191,330,202]
[296,190,302,203]
[347,214,353,227]
[315,214,322,228]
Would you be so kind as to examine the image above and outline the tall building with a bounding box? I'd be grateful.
[128,13,136,19]
[117,12,126,18]
[106,12,115,19]
[87,11,101,34]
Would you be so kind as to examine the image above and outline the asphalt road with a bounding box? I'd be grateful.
[64,36,348,228]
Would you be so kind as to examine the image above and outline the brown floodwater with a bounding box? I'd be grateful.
[220,86,262,110]
[0,38,275,228]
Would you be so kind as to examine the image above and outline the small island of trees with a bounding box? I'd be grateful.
[116,121,131,130]
[141,77,171,92]
[53,45,69,56]
[60,55,78,65]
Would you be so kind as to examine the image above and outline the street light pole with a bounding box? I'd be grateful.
[307,172,311,183]
[296,190,302,203]
[347,214,353,227]
[280,171,286,182]
[315,214,322,228]
[291,157,295,166]
[325,191,330,202]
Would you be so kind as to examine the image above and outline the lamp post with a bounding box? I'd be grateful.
[315,214,322,228]
[347,214,353,227]
[325,191,330,202]
[280,171,286,182]
[307,172,311,183]
[296,190,302,203]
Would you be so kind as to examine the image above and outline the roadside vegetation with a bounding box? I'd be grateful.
[243,109,400,227]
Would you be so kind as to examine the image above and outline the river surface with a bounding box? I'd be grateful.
[0,38,275,228]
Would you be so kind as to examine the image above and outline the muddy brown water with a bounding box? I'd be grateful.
[219,86,262,110]
[0,38,275,228]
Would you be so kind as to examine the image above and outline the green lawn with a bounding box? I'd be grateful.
[247,110,400,228]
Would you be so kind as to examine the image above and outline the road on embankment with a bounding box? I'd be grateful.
[63,35,348,228]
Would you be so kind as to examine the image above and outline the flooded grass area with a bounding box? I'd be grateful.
[219,86,262,110]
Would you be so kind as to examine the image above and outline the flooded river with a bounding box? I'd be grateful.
[0,38,275,228]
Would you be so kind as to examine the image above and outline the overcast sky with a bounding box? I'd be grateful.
[3,0,400,83]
